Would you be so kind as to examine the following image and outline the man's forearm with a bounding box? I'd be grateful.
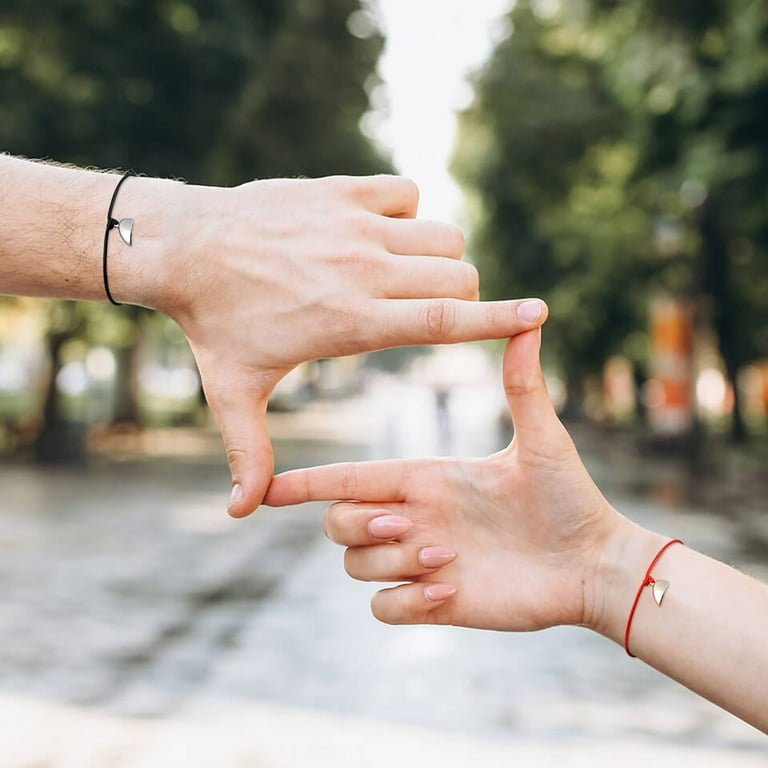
[0,154,182,308]
[1,155,550,515]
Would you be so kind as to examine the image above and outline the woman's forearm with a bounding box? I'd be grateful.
[593,519,768,732]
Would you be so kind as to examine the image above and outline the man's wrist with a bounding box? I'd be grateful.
[105,174,188,311]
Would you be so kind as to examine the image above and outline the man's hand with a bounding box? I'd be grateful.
[159,175,547,517]
[0,157,546,517]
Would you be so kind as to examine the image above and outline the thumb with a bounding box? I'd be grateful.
[205,378,275,518]
[222,399,274,518]
[502,328,560,442]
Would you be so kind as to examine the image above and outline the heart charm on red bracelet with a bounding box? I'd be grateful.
[624,539,684,657]
[651,579,670,606]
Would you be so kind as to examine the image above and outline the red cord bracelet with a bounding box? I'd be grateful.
[624,538,684,657]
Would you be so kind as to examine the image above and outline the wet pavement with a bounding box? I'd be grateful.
[0,360,766,767]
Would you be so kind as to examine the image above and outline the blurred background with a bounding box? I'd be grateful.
[0,0,767,765]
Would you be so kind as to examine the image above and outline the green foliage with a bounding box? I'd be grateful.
[0,0,388,181]
[454,1,640,384]
[455,0,768,432]
[0,0,388,442]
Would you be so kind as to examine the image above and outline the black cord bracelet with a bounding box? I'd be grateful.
[103,170,136,306]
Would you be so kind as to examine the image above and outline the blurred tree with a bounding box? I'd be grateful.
[454,0,768,438]
[453,1,644,413]
[0,0,386,179]
[0,0,388,459]
[619,0,768,442]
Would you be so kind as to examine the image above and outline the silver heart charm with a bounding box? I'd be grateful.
[117,218,134,246]
[652,579,670,606]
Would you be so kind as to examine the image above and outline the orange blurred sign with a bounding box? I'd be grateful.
[647,296,695,433]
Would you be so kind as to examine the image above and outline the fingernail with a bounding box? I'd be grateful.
[517,299,543,324]
[418,546,457,569]
[228,483,243,510]
[424,583,457,602]
[369,515,413,539]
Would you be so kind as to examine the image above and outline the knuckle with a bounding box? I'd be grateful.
[425,299,457,341]
[504,375,537,400]
[323,502,355,544]
[323,175,350,196]
[225,445,247,470]
[322,507,334,542]
[340,463,359,499]
[391,590,415,625]
[341,249,365,270]
[345,208,375,237]
[344,548,369,582]
[372,595,403,625]
[337,222,386,268]
[461,262,480,299]
[325,304,366,356]
[302,471,313,504]
[396,176,420,211]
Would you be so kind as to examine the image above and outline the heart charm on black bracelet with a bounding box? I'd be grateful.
[109,216,133,246]
[116,217,134,246]
[103,170,137,306]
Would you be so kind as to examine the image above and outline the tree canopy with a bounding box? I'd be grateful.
[454,0,768,435]
[0,0,387,181]
[0,0,388,454]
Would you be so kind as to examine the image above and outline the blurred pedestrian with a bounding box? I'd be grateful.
[433,385,452,453]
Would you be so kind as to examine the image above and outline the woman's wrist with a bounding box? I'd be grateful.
[584,512,669,645]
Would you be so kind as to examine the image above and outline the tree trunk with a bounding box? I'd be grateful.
[698,199,748,444]
[111,306,144,427]
[35,329,87,464]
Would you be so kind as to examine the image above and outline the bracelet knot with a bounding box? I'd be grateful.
[102,170,136,306]
[623,539,684,658]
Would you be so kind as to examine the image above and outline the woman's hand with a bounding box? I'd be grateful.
[265,329,626,633]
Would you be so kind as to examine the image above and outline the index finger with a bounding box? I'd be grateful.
[368,297,548,348]
[264,458,419,507]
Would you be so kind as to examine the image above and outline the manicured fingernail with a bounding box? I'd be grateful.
[228,483,243,510]
[418,546,457,569]
[368,515,413,539]
[424,583,457,602]
[517,299,543,324]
